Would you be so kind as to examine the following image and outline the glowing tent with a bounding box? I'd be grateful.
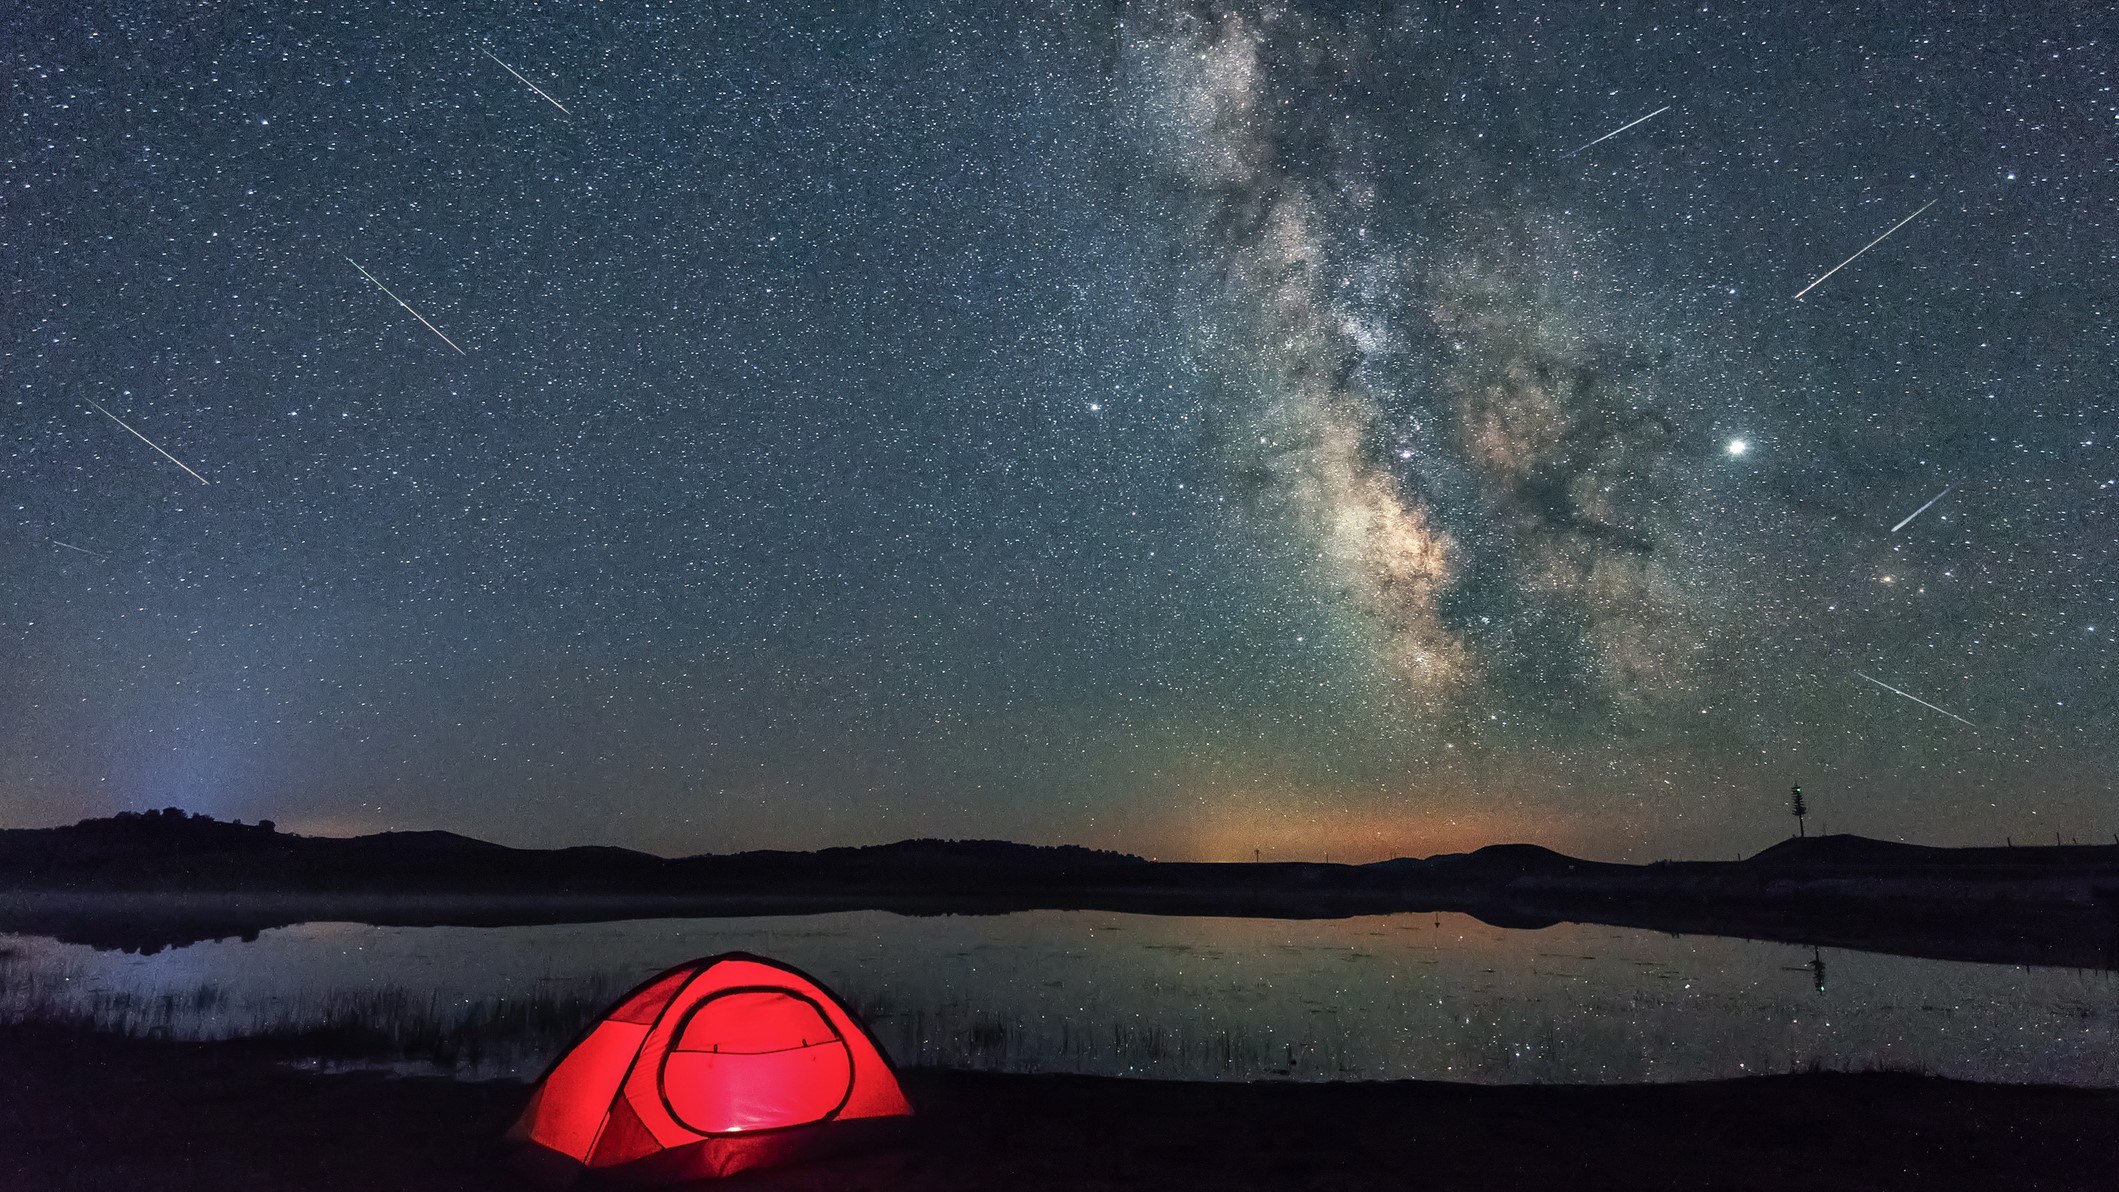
[505,953,914,1187]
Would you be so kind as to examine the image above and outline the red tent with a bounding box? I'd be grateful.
[505,953,914,1186]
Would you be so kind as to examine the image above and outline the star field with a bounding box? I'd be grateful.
[4,1,2114,861]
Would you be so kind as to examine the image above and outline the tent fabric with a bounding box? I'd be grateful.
[505,953,914,1187]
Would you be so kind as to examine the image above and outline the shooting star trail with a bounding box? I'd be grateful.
[83,398,210,485]
[1890,485,1953,533]
[1794,199,1938,300]
[345,257,467,355]
[1562,105,1671,157]
[50,539,108,559]
[479,47,571,115]
[1854,670,1977,728]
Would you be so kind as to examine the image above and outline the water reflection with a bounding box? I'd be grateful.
[3,911,2113,1087]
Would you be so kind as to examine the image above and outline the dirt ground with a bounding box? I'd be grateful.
[4,1024,2113,1191]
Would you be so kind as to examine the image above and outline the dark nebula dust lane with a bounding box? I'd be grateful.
[3,1,2114,860]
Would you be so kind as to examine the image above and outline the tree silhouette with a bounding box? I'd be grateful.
[1791,785,1808,838]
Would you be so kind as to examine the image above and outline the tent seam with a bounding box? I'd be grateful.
[584,963,712,1165]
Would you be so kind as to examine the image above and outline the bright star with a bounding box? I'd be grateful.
[1726,439,1749,456]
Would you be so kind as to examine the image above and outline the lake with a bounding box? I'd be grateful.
[4,910,2114,1086]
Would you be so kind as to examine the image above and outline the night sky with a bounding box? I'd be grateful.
[5,2,2114,862]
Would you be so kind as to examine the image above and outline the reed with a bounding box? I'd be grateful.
[1,950,617,1076]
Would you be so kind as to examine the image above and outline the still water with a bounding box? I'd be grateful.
[4,910,2114,1086]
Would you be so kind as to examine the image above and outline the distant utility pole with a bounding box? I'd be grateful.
[1791,785,1808,839]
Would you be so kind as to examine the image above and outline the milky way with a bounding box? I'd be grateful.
[1120,2,1713,727]
[1123,7,1469,709]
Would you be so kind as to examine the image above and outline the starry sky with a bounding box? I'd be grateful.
[5,1,2114,862]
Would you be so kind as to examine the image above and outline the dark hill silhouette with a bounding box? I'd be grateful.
[2,811,2115,969]
[0,813,1152,896]
[357,829,513,852]
[1745,833,2119,874]
[1369,842,1612,878]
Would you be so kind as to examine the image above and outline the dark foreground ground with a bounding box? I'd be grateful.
[5,1025,2114,1192]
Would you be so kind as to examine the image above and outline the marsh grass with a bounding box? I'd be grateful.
[4,946,1364,1081]
[246,983,615,1072]
[0,948,616,1075]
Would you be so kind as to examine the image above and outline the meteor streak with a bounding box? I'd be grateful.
[479,47,571,115]
[83,398,211,485]
[50,539,108,558]
[1854,670,1976,728]
[1562,105,1671,157]
[1890,485,1952,533]
[345,257,467,354]
[1794,200,1937,300]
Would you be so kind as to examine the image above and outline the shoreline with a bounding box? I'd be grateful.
[5,885,2115,972]
[6,1023,2116,1190]
[7,820,2113,967]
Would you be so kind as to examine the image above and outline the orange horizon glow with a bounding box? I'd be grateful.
[1099,777,1587,865]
